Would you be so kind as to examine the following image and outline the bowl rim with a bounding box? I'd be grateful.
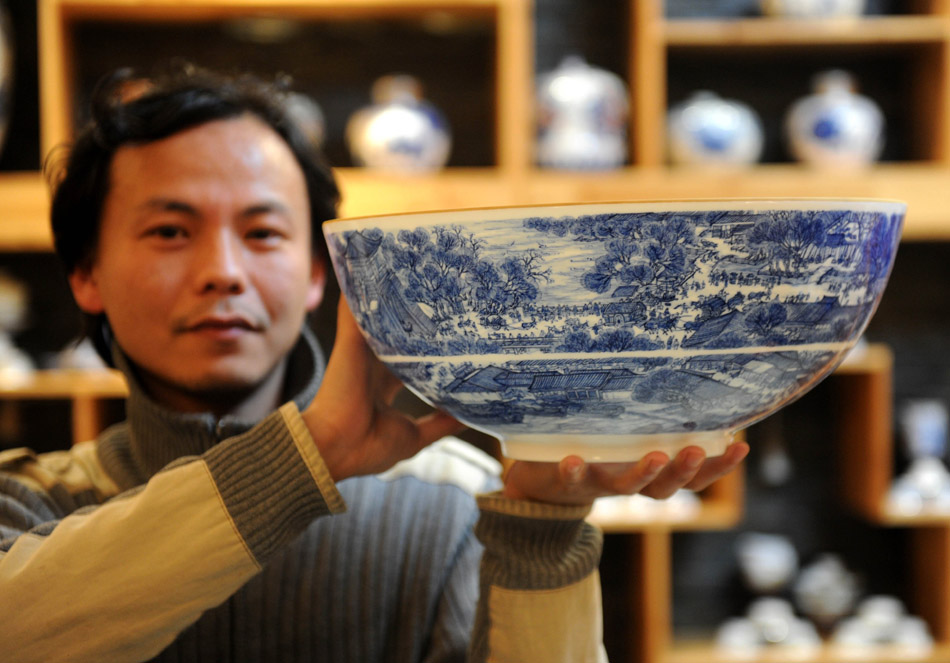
[324,197,908,228]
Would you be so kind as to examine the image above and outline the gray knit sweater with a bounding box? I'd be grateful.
[0,328,607,662]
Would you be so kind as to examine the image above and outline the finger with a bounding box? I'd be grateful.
[587,451,668,495]
[638,446,707,500]
[683,440,750,492]
[559,455,588,487]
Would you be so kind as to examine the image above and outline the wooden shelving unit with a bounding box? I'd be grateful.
[1,1,949,662]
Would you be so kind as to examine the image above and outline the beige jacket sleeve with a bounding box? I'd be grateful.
[0,404,344,663]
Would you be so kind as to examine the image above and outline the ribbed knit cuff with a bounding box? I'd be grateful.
[204,404,346,563]
[475,491,602,591]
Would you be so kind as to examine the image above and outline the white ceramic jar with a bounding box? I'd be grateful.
[760,0,867,18]
[785,70,884,168]
[535,55,628,170]
[346,74,451,173]
[667,91,764,167]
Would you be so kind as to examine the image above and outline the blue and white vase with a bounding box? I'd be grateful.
[760,0,866,17]
[667,91,764,167]
[786,70,884,169]
[535,56,628,170]
[0,3,12,160]
[346,74,451,173]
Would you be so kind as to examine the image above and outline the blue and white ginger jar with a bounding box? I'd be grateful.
[535,56,628,170]
[0,3,12,159]
[786,70,884,169]
[667,91,764,167]
[346,74,451,173]
[760,0,866,17]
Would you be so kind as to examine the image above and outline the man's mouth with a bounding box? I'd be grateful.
[188,317,258,332]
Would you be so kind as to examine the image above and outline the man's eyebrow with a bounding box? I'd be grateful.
[139,198,199,216]
[136,198,293,217]
[241,200,293,218]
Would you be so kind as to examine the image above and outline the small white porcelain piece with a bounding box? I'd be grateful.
[346,74,451,173]
[760,0,867,18]
[535,55,628,170]
[832,595,934,653]
[785,70,884,169]
[667,91,764,168]
[716,598,820,656]
[793,553,861,628]
[887,456,950,515]
[736,532,799,594]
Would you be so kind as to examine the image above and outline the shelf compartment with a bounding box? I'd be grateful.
[0,368,127,444]
[39,0,531,172]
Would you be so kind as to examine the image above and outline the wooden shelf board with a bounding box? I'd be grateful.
[7,164,950,251]
[335,168,516,218]
[591,500,740,533]
[876,510,950,526]
[665,15,950,48]
[53,0,504,21]
[0,369,128,399]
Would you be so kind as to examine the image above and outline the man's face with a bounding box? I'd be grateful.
[70,115,324,410]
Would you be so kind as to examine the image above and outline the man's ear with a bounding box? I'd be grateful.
[68,267,106,314]
[306,258,327,312]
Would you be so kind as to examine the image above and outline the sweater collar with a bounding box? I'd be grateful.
[99,326,324,485]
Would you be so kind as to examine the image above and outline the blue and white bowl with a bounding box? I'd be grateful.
[324,199,904,461]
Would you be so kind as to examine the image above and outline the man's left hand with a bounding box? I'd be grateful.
[502,440,749,506]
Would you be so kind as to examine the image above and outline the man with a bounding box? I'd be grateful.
[0,66,747,662]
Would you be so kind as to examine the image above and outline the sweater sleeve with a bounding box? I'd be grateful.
[0,402,344,663]
[469,493,609,663]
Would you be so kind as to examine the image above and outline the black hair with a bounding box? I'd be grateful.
[45,64,342,360]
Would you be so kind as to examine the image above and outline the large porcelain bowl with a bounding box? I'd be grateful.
[324,199,905,461]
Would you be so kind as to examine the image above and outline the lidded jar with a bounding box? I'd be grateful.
[785,69,884,169]
[667,91,764,167]
[346,74,451,173]
[535,55,628,170]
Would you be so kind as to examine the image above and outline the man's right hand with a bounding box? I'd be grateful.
[302,300,463,482]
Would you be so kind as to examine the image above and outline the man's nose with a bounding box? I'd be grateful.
[195,232,247,295]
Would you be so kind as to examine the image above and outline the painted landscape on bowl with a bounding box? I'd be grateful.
[325,201,903,449]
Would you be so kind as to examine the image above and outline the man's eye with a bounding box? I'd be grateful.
[247,228,283,241]
[147,225,186,240]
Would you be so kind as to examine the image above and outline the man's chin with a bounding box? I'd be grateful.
[138,359,287,415]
